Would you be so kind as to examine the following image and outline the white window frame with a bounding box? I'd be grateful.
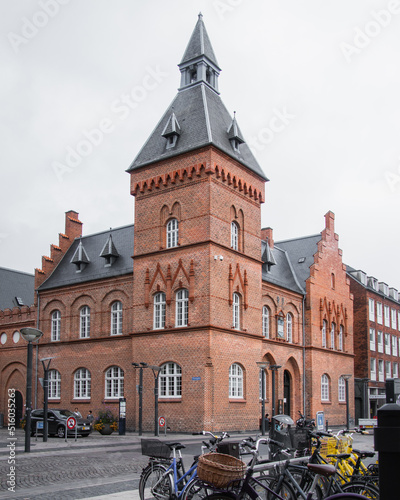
[176,289,188,327]
[338,325,343,351]
[111,301,123,335]
[385,333,391,355]
[229,363,244,399]
[369,298,375,322]
[385,360,391,379]
[74,368,91,399]
[370,358,376,381]
[154,292,166,330]
[51,310,61,342]
[376,302,383,325]
[393,362,399,378]
[322,320,327,348]
[231,221,239,251]
[105,366,124,398]
[398,311,400,331]
[159,362,182,398]
[262,306,269,338]
[286,313,293,342]
[384,305,390,327]
[392,309,397,330]
[321,374,329,402]
[392,335,398,357]
[48,369,61,399]
[377,331,383,353]
[330,322,335,350]
[378,360,384,382]
[369,328,376,351]
[233,292,240,330]
[80,306,90,338]
[166,218,179,248]
[277,313,284,338]
[338,376,346,402]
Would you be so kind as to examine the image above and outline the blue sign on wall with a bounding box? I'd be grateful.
[192,376,201,381]
[316,411,324,431]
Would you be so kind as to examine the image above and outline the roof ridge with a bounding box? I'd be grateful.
[0,266,35,277]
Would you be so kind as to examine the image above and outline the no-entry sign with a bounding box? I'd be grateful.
[66,416,76,429]
[158,416,166,427]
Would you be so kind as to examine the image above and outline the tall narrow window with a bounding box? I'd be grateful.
[262,306,270,338]
[74,368,91,399]
[370,358,376,381]
[369,298,375,322]
[233,292,240,329]
[370,328,376,351]
[176,289,188,327]
[322,320,327,348]
[286,313,293,342]
[80,306,90,338]
[231,221,239,251]
[159,362,182,398]
[330,323,335,349]
[277,313,284,338]
[338,325,343,351]
[166,218,178,248]
[51,310,61,341]
[321,374,329,401]
[331,273,335,289]
[154,292,166,329]
[111,301,123,335]
[376,302,383,324]
[338,376,346,402]
[105,366,124,398]
[48,370,61,399]
[229,363,243,398]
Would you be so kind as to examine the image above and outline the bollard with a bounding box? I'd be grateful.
[374,403,400,500]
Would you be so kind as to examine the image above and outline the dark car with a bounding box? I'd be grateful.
[29,409,92,438]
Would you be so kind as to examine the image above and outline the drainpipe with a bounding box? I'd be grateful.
[34,290,40,409]
[302,294,306,415]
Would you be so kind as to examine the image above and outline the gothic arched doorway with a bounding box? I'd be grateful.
[283,370,291,417]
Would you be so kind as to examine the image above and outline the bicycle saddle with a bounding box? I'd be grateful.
[307,463,336,477]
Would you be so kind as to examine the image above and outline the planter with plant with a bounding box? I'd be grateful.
[93,408,118,435]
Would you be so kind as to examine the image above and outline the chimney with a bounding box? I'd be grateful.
[65,210,83,241]
[261,227,274,248]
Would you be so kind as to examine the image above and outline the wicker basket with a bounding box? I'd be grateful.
[197,453,246,488]
[141,439,171,459]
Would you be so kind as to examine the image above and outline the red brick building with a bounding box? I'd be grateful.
[0,16,356,432]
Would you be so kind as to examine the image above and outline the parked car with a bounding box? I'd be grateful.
[29,409,92,438]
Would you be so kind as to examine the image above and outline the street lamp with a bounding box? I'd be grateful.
[40,357,55,442]
[256,361,269,435]
[342,374,352,430]
[270,365,282,417]
[132,363,144,435]
[133,362,162,436]
[20,327,43,453]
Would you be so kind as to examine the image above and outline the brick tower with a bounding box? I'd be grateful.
[128,14,268,431]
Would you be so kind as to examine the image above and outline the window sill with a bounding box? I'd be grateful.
[321,401,331,405]
[71,399,91,403]
[229,399,246,403]
[159,399,182,403]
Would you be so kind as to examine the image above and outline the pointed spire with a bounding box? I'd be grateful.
[228,111,245,152]
[180,13,219,68]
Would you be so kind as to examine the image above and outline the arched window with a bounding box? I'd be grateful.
[262,306,270,338]
[277,312,284,338]
[338,325,344,351]
[233,292,240,329]
[331,322,335,349]
[51,310,61,341]
[48,369,61,399]
[321,374,329,401]
[338,376,346,402]
[105,366,124,398]
[322,320,327,348]
[111,301,123,335]
[286,313,293,342]
[80,306,90,338]
[231,221,239,251]
[229,363,243,398]
[166,218,179,248]
[154,292,166,329]
[176,289,188,327]
[74,368,91,399]
[159,362,182,398]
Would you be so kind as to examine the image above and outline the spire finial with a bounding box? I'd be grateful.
[198,12,203,20]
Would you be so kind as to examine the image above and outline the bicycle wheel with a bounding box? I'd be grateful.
[182,477,216,500]
[255,475,297,500]
[139,463,173,500]
[341,481,379,499]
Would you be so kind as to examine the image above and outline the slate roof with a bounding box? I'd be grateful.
[0,267,34,310]
[273,234,322,290]
[180,13,220,69]
[261,241,305,295]
[127,83,267,179]
[38,225,134,290]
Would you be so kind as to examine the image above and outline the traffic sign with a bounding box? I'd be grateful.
[66,416,76,429]
[158,416,166,427]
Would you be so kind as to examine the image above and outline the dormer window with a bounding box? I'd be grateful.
[227,113,245,153]
[71,240,90,273]
[162,112,181,150]
[100,233,119,267]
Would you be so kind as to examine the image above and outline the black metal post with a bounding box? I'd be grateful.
[270,365,281,417]
[25,341,33,453]
[41,357,53,443]
[261,370,266,435]
[138,367,143,436]
[153,370,160,436]
[345,378,350,430]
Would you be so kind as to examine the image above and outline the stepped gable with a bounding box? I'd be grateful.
[38,224,134,290]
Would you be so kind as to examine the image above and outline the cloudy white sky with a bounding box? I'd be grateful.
[1,0,399,289]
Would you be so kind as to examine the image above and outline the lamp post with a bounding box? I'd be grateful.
[270,365,282,417]
[40,357,55,442]
[342,374,352,430]
[256,361,269,435]
[133,362,161,436]
[132,363,144,435]
[20,327,43,453]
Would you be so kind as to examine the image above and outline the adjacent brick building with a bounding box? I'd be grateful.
[0,15,358,432]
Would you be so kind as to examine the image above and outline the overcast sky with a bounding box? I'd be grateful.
[1,0,400,290]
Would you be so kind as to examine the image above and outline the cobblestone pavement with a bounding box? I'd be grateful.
[0,428,376,499]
